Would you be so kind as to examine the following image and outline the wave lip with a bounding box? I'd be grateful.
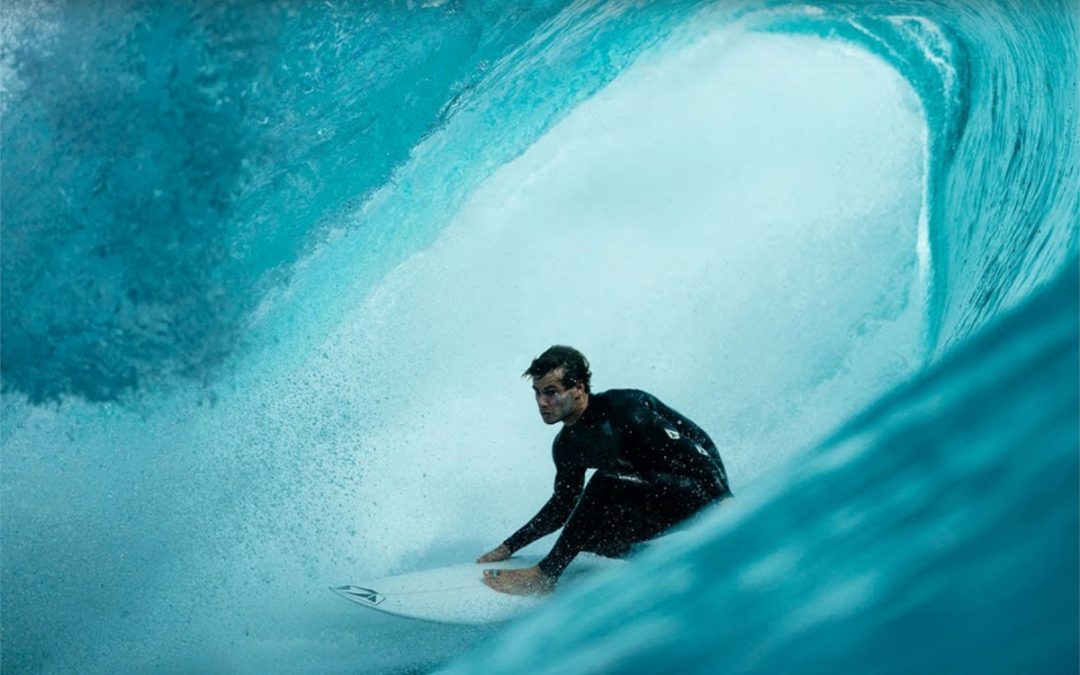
[0,2,569,403]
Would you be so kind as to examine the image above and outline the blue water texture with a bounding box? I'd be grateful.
[1,0,1077,673]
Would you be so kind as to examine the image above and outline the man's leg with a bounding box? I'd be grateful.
[537,471,715,578]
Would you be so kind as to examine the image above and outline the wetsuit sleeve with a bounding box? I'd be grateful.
[502,465,585,553]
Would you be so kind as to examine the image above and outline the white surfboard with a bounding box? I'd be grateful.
[330,554,624,625]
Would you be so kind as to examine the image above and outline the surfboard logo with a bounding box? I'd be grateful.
[332,585,385,606]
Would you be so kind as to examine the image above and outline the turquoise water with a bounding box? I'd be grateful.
[1,1,1076,673]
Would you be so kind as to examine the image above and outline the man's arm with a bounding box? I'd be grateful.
[493,465,585,556]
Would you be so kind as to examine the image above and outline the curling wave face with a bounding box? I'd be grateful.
[1,0,1076,673]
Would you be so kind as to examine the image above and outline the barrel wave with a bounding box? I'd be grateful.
[1,1,1076,674]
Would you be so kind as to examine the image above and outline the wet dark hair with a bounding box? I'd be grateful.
[523,345,592,393]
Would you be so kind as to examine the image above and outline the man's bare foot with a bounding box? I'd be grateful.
[482,565,556,596]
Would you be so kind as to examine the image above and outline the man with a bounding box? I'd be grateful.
[479,345,732,595]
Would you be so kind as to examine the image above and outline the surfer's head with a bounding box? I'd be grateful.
[524,346,591,425]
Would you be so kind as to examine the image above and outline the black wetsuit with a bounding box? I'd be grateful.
[503,389,732,577]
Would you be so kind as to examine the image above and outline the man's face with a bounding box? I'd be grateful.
[531,369,583,425]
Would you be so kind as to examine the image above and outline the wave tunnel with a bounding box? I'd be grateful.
[1,1,1077,673]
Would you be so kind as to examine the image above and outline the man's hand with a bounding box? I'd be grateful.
[476,544,511,563]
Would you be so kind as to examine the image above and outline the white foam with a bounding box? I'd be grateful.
[330,29,929,558]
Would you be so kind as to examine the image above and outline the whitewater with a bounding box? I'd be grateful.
[1,1,1076,673]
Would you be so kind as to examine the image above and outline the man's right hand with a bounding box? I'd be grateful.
[477,544,511,563]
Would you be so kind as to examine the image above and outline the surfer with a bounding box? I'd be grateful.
[479,345,732,595]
